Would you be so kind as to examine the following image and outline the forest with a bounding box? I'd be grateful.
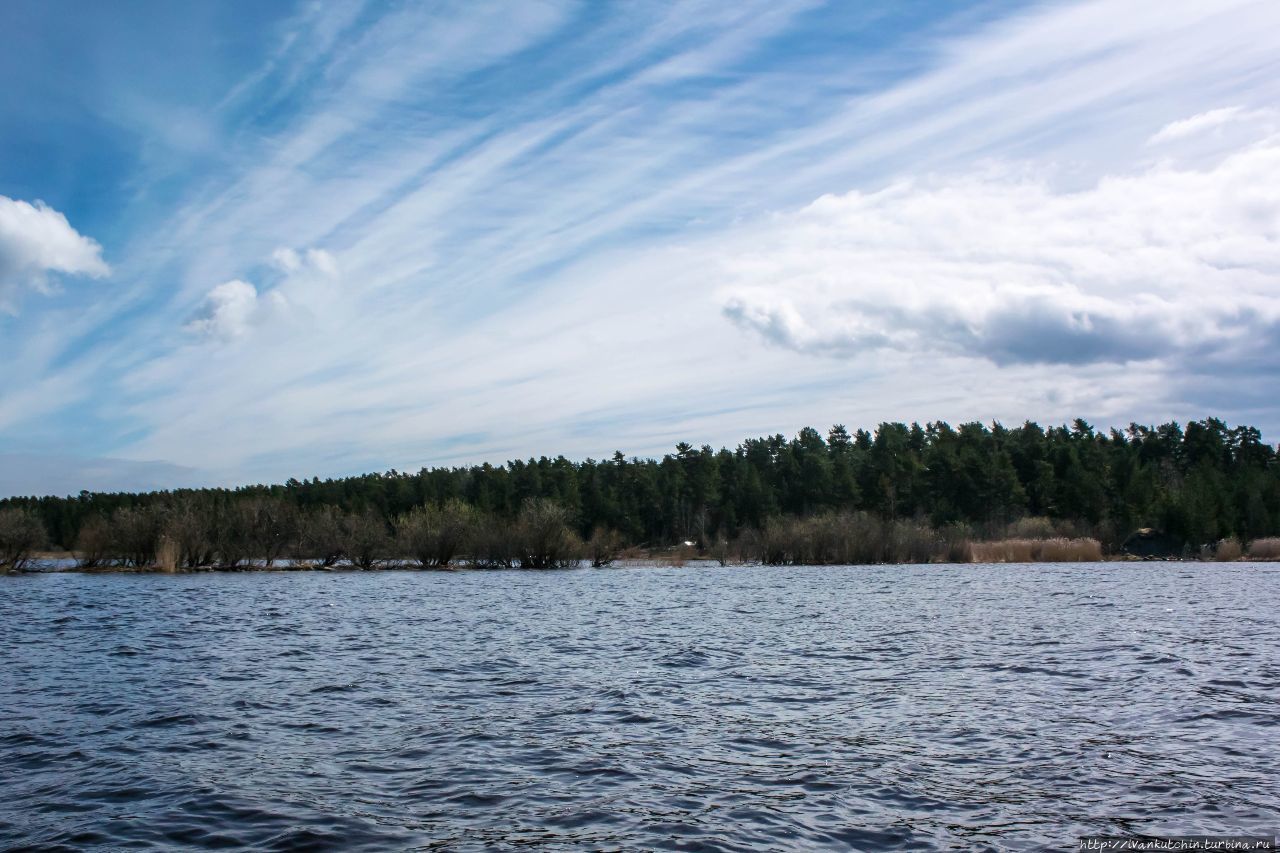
[2,417,1279,570]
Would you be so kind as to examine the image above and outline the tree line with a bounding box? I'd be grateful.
[2,417,1278,570]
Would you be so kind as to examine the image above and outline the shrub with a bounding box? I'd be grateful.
[212,503,256,569]
[586,527,626,568]
[110,506,164,567]
[467,515,520,568]
[938,523,974,563]
[708,538,740,566]
[1246,537,1280,561]
[513,498,582,569]
[1213,537,1243,562]
[742,512,957,565]
[163,499,216,568]
[341,509,392,570]
[887,520,943,564]
[297,507,347,567]
[396,500,475,568]
[241,498,299,568]
[75,516,113,569]
[1006,516,1058,539]
[0,507,47,572]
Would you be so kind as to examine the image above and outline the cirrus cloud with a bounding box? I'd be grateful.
[1148,106,1276,145]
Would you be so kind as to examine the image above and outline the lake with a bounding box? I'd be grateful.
[2,563,1278,850]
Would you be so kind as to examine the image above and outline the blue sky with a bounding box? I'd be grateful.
[2,0,1278,496]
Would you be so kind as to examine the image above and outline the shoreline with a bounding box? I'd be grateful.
[7,555,1275,576]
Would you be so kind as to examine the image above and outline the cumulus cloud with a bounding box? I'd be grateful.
[0,196,109,311]
[186,246,336,340]
[185,280,271,339]
[721,137,1280,368]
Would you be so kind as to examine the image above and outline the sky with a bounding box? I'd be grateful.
[1,0,1278,497]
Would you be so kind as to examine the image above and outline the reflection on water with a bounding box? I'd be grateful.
[2,563,1278,850]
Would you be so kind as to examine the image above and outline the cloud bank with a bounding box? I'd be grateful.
[722,137,1280,368]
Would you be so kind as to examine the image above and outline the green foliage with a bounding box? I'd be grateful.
[4,418,1278,560]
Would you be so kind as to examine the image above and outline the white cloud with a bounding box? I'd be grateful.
[1148,106,1275,145]
[185,246,336,340]
[271,246,336,276]
[9,0,1280,491]
[0,196,109,311]
[270,247,302,273]
[303,247,337,278]
[185,279,266,339]
[721,137,1280,367]
[98,0,1280,480]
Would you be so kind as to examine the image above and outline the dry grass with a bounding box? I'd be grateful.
[1037,537,1103,562]
[1246,537,1280,560]
[1213,537,1243,561]
[737,514,1111,565]
[154,536,180,572]
[654,543,698,567]
[969,537,1102,563]
[970,539,1035,563]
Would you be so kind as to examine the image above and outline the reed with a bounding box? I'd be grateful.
[969,537,1102,563]
[154,536,180,572]
[1246,537,1280,560]
[1212,537,1243,562]
[970,539,1035,563]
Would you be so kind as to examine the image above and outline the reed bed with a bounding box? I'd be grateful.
[733,513,1099,565]
[1246,537,1280,560]
[968,537,1102,563]
[1212,537,1243,562]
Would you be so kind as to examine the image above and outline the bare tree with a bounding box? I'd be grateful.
[297,506,347,567]
[586,526,625,567]
[212,502,255,569]
[0,507,47,572]
[75,515,113,569]
[395,500,475,568]
[242,497,299,567]
[341,509,391,570]
[514,498,582,569]
[466,512,520,569]
[110,506,164,567]
[163,498,216,568]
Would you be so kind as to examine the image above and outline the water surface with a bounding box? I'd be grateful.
[3,563,1278,850]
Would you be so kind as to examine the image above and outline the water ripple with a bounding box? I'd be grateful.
[2,563,1279,849]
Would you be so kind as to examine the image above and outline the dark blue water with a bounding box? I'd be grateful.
[2,563,1278,851]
